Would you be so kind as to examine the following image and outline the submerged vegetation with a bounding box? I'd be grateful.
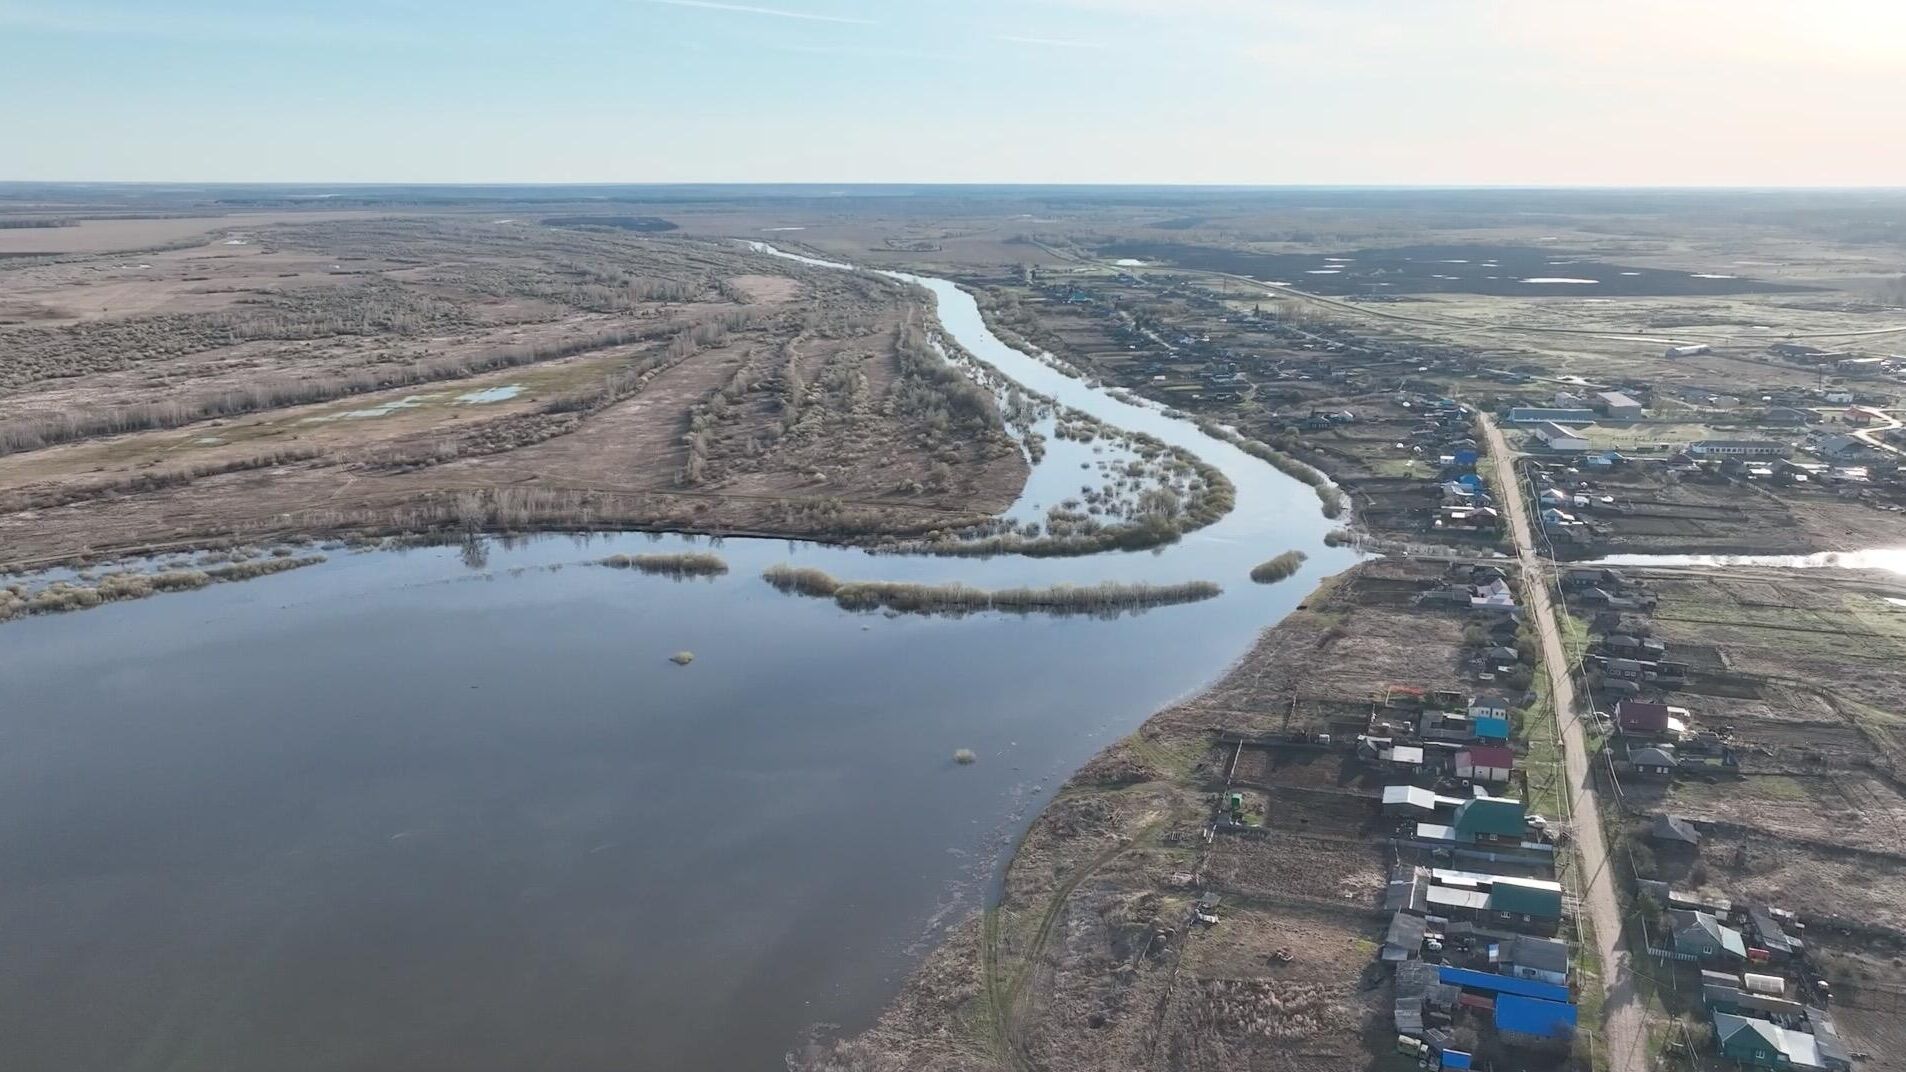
[1249,550,1308,584]
[0,554,326,623]
[601,552,729,577]
[761,564,1219,617]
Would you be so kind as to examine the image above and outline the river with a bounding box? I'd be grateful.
[0,253,1358,1071]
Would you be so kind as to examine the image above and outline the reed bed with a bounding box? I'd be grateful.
[1248,550,1308,584]
[0,555,325,623]
[601,552,729,577]
[762,564,1218,617]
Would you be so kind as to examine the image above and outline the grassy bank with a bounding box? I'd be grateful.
[601,551,729,577]
[762,564,1219,616]
[1249,549,1308,584]
[1196,420,1348,519]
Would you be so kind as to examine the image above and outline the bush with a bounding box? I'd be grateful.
[1249,550,1307,584]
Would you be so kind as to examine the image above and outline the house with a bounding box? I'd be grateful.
[1532,421,1590,453]
[1615,699,1671,735]
[1815,434,1868,461]
[1595,391,1644,420]
[1673,910,1748,962]
[1563,567,1626,590]
[1764,407,1817,426]
[1688,440,1791,459]
[1421,710,1480,742]
[1470,579,1518,614]
[1713,1013,1852,1072]
[1457,745,1515,783]
[1650,815,1703,847]
[1451,797,1527,842]
[1486,645,1521,666]
[1468,694,1511,721]
[1747,904,1801,960]
[1628,744,1679,777]
[1499,934,1571,986]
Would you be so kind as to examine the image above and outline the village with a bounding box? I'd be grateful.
[932,254,1906,1072]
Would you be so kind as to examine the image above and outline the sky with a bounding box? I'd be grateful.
[2,0,1903,186]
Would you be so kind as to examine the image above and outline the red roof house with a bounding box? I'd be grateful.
[1615,699,1671,735]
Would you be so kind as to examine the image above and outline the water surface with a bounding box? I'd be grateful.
[0,255,1356,1071]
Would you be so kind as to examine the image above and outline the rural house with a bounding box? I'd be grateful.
[1456,745,1515,783]
[1713,1013,1852,1072]
[1673,910,1748,963]
[1499,934,1571,986]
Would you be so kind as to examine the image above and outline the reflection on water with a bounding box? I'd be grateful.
[0,251,1358,1072]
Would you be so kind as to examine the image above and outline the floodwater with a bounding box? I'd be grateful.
[1595,548,1906,575]
[0,252,1357,1071]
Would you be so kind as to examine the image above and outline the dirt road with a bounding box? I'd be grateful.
[1479,414,1647,1072]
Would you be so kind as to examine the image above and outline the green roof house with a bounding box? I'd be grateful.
[1452,797,1527,841]
[1673,910,1747,962]
[1714,1013,1851,1071]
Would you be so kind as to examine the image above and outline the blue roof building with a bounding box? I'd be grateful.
[1474,716,1511,741]
[1495,994,1578,1039]
[1437,965,1570,1003]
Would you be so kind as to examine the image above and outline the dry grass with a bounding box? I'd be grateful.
[760,563,1219,616]
[600,551,728,577]
[0,554,325,623]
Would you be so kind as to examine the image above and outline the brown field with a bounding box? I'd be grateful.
[0,215,1026,567]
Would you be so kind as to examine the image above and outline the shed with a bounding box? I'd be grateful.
[1441,1049,1473,1070]
[1495,994,1578,1040]
[1490,882,1564,921]
[1384,911,1428,961]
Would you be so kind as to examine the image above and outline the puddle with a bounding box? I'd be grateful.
[301,394,440,423]
[453,385,524,405]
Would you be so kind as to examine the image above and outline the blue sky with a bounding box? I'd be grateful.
[2,0,1902,184]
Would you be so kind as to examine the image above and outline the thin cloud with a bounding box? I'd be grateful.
[999,34,1106,48]
[640,0,877,25]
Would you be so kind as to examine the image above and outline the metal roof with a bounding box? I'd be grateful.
[1495,994,1578,1038]
[1438,965,1571,1003]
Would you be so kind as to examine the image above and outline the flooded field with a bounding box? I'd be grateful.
[0,255,1356,1071]
[1094,241,1812,297]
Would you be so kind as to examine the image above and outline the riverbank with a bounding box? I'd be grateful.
[795,558,1479,1072]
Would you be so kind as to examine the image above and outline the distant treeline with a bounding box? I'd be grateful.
[541,216,678,233]
[0,218,77,229]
